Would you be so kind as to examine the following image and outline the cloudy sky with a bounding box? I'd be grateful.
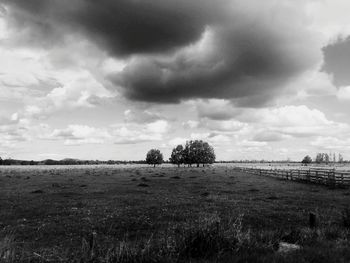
[1,0,350,161]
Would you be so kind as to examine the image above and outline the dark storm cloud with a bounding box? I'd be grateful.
[113,20,320,105]
[1,0,321,105]
[322,37,350,87]
[2,0,220,56]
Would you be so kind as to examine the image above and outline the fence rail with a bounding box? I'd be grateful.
[235,167,350,187]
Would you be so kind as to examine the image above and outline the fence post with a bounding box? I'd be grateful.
[327,171,330,186]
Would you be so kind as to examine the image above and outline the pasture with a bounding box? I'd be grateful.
[1,164,350,262]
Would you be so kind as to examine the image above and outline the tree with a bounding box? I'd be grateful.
[201,142,215,165]
[339,153,344,163]
[301,155,312,165]
[188,140,202,167]
[169,145,184,167]
[146,149,163,167]
[183,141,193,167]
[0,157,2,165]
[315,153,330,164]
[324,153,330,164]
[315,153,323,163]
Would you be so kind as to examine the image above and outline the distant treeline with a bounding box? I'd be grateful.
[216,160,302,163]
[0,158,302,166]
[0,158,147,166]
[1,157,348,166]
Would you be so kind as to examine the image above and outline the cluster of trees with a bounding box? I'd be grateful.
[315,153,344,164]
[145,140,216,167]
[38,159,147,165]
[0,157,37,166]
[170,140,215,167]
[301,152,345,165]
[0,157,147,166]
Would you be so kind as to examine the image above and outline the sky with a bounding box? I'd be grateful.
[1,0,350,161]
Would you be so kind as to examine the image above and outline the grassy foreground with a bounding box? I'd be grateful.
[1,164,350,262]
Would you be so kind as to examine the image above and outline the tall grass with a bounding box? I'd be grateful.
[3,213,350,262]
[65,214,279,262]
[0,235,17,262]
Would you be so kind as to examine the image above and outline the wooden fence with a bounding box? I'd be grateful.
[235,167,350,187]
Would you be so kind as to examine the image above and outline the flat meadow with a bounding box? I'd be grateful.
[1,164,350,262]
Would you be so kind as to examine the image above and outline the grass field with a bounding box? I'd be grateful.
[1,164,350,262]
